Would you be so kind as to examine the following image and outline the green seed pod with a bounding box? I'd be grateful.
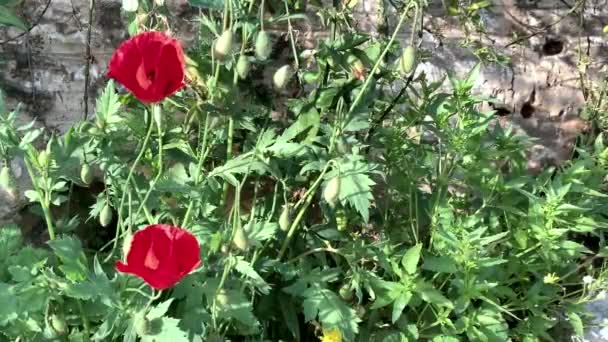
[323,176,341,208]
[255,30,272,61]
[0,166,14,189]
[49,314,68,336]
[335,207,347,231]
[236,55,250,79]
[215,289,230,306]
[214,30,233,60]
[339,284,354,301]
[122,231,133,259]
[233,226,249,251]
[80,164,93,185]
[273,65,292,89]
[100,204,113,227]
[399,45,416,75]
[279,205,291,232]
[133,311,150,337]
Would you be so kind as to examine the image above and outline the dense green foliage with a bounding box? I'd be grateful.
[1,0,607,341]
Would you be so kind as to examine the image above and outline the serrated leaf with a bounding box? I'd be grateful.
[339,170,375,223]
[391,291,412,324]
[0,5,26,30]
[300,285,361,340]
[141,317,189,342]
[0,224,22,260]
[96,80,121,125]
[147,299,174,320]
[422,256,458,274]
[234,257,271,294]
[246,221,277,243]
[401,244,422,275]
[0,283,17,326]
[415,280,453,308]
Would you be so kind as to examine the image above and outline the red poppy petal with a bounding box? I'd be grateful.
[173,229,201,275]
[125,226,154,266]
[108,37,146,97]
[115,260,130,273]
[120,263,184,290]
[152,41,185,100]
[136,32,171,77]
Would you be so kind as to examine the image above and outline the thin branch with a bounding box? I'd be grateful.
[84,0,95,120]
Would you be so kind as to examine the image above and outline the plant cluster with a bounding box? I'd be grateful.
[1,0,608,341]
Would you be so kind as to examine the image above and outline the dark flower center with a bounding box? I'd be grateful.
[147,70,156,81]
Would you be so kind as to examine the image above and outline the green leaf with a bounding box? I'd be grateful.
[422,256,458,274]
[48,236,88,280]
[96,80,121,125]
[415,280,453,308]
[391,291,412,323]
[246,221,277,243]
[401,243,422,275]
[141,317,189,342]
[0,283,17,326]
[333,156,377,222]
[0,224,22,260]
[147,299,174,320]
[233,256,271,294]
[279,294,301,340]
[567,311,584,336]
[0,5,26,30]
[281,107,320,143]
[300,285,361,340]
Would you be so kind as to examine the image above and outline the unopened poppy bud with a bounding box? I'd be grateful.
[323,176,341,208]
[214,30,233,60]
[273,65,292,89]
[236,55,250,79]
[255,31,272,61]
[49,314,68,336]
[80,164,93,185]
[215,289,229,306]
[233,226,249,251]
[122,231,133,260]
[399,45,416,75]
[339,284,354,301]
[133,311,150,336]
[100,204,113,227]
[279,205,291,232]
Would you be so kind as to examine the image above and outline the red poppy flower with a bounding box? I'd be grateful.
[115,224,201,290]
[107,31,186,103]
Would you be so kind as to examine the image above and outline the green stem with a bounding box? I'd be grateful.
[103,111,154,263]
[282,0,299,69]
[220,117,235,208]
[277,162,333,260]
[23,157,56,240]
[347,2,414,116]
[77,300,90,341]
[182,112,211,227]
[134,104,164,221]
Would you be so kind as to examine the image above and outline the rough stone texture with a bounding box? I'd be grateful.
[585,297,608,341]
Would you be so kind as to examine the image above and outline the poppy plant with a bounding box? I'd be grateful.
[107,31,186,103]
[116,224,201,290]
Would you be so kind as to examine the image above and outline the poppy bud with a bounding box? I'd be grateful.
[347,55,366,80]
[279,205,291,232]
[399,45,416,75]
[215,289,229,306]
[80,164,93,185]
[273,65,292,89]
[255,31,272,61]
[100,204,113,227]
[339,284,354,301]
[236,55,250,79]
[49,314,68,336]
[122,231,133,260]
[214,30,233,60]
[133,311,150,336]
[0,166,14,189]
[233,226,249,251]
[323,176,341,208]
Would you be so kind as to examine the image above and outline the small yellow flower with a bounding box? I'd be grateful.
[543,273,560,284]
[321,327,342,342]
